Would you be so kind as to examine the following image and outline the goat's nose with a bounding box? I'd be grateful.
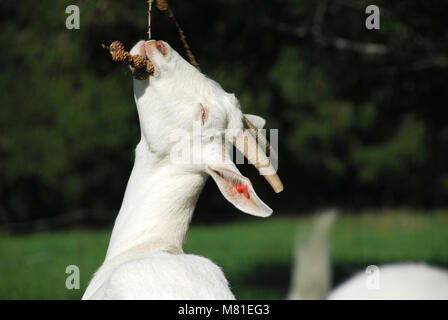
[143,40,168,59]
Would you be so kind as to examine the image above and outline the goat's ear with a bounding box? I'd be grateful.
[244,114,266,129]
[206,165,273,217]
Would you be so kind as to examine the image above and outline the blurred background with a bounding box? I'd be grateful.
[1,0,447,299]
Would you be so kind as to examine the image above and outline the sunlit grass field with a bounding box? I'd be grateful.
[1,210,447,299]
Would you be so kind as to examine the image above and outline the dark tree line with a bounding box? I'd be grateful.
[1,0,447,228]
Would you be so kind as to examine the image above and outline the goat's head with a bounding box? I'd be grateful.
[129,40,283,217]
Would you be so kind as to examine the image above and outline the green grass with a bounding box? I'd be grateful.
[1,210,447,299]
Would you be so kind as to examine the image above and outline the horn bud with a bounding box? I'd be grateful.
[233,119,284,193]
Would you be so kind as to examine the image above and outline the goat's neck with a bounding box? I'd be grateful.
[105,138,207,261]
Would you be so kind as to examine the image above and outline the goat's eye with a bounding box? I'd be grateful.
[199,103,208,125]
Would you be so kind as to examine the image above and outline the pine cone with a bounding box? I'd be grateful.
[145,61,155,74]
[109,41,127,62]
[132,54,148,69]
[103,41,155,80]
[156,0,169,11]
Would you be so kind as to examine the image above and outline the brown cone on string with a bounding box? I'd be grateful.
[102,0,198,78]
[156,0,169,11]
[155,0,200,71]
[102,41,154,80]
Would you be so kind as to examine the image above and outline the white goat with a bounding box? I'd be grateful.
[82,40,283,299]
[288,213,448,300]
[328,263,448,300]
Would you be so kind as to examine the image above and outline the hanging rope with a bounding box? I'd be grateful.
[156,0,200,71]
[147,0,153,39]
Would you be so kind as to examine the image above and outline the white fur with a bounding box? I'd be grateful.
[328,263,448,300]
[87,251,234,300]
[83,40,272,300]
